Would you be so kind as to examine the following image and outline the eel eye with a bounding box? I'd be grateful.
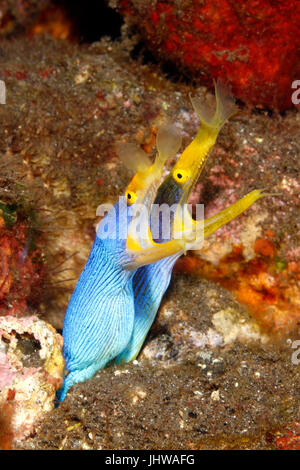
[173,168,189,184]
[125,190,137,205]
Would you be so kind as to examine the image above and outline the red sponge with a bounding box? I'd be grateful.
[118,0,300,110]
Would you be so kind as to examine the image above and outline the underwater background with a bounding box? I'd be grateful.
[0,0,299,450]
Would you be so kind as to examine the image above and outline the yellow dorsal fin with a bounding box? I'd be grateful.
[155,124,182,166]
[116,142,152,173]
[190,79,237,131]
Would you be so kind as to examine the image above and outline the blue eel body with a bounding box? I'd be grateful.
[57,201,136,401]
[115,177,183,363]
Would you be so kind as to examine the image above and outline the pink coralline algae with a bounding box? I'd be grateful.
[0,316,64,448]
[0,217,44,317]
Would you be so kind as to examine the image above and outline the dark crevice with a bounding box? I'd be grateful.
[130,40,192,85]
[53,0,123,43]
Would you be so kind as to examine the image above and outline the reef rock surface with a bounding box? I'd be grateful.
[0,315,64,448]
